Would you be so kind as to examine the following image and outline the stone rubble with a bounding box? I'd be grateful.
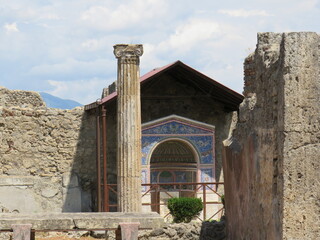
[97,218,226,240]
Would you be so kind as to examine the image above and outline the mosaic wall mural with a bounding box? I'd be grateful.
[142,121,212,135]
[141,116,216,190]
[142,119,215,165]
[141,169,148,192]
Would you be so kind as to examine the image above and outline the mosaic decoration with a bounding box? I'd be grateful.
[175,171,188,183]
[159,171,174,183]
[141,117,215,186]
[142,135,214,165]
[141,169,148,192]
[150,171,159,183]
[142,136,163,165]
[200,168,214,182]
[150,171,194,183]
[142,121,212,135]
[200,168,214,189]
[185,136,214,164]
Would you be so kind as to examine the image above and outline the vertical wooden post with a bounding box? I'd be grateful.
[96,108,102,212]
[101,105,109,211]
[203,183,207,220]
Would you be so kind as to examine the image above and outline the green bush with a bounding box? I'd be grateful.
[167,197,203,223]
[221,194,225,208]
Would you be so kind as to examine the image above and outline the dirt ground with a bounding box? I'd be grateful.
[35,232,105,240]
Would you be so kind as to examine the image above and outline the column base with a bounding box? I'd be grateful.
[11,224,33,240]
[118,222,140,240]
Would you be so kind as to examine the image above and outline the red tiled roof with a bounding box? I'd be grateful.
[140,61,178,82]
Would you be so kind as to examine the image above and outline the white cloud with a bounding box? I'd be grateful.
[38,13,61,20]
[81,0,167,31]
[81,38,109,52]
[81,39,100,50]
[4,22,19,33]
[0,0,319,103]
[140,43,168,74]
[47,77,113,104]
[29,58,114,78]
[219,9,272,17]
[159,18,223,54]
[295,0,318,11]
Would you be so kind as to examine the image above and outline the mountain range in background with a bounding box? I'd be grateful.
[40,92,82,109]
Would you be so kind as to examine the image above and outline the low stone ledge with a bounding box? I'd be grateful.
[0,176,36,186]
[0,212,164,230]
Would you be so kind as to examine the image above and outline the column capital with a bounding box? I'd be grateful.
[113,44,143,59]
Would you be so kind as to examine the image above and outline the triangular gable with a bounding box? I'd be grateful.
[84,60,243,111]
[142,115,214,135]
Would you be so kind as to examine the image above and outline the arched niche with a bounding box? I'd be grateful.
[141,115,215,191]
[149,139,198,186]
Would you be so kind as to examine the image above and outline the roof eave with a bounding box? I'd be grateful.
[84,60,244,111]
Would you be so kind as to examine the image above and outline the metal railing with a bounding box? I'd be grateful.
[105,182,224,221]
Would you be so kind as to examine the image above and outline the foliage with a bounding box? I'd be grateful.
[167,197,203,223]
[221,194,225,208]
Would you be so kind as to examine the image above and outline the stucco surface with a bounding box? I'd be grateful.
[0,88,96,213]
[223,32,320,240]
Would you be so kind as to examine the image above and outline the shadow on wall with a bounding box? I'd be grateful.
[62,110,97,212]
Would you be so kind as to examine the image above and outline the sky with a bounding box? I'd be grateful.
[0,0,319,104]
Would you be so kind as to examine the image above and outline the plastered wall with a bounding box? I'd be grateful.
[0,87,96,213]
[223,32,320,240]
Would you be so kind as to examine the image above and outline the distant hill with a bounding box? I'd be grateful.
[39,92,82,109]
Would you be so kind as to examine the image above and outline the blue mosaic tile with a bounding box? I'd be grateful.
[142,136,164,165]
[141,135,214,165]
[142,121,212,135]
[175,171,187,183]
[141,169,147,192]
[185,136,214,164]
[150,171,159,183]
[200,168,215,189]
[200,168,214,182]
[141,119,215,166]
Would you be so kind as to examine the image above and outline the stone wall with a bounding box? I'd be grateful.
[140,219,226,240]
[95,219,225,240]
[0,87,96,213]
[223,32,320,239]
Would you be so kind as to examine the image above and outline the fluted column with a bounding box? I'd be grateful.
[114,44,143,212]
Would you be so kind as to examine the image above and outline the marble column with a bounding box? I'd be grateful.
[113,44,143,212]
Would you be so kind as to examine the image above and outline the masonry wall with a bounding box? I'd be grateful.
[0,87,96,213]
[223,32,320,239]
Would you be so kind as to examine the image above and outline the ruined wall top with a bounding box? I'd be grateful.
[244,32,320,96]
[224,31,320,240]
[0,87,46,108]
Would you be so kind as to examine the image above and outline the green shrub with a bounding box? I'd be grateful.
[221,194,225,208]
[167,197,203,223]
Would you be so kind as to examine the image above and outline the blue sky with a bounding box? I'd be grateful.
[1,0,319,104]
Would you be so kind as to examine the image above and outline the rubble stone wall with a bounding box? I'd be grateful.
[223,32,320,239]
[0,87,96,213]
